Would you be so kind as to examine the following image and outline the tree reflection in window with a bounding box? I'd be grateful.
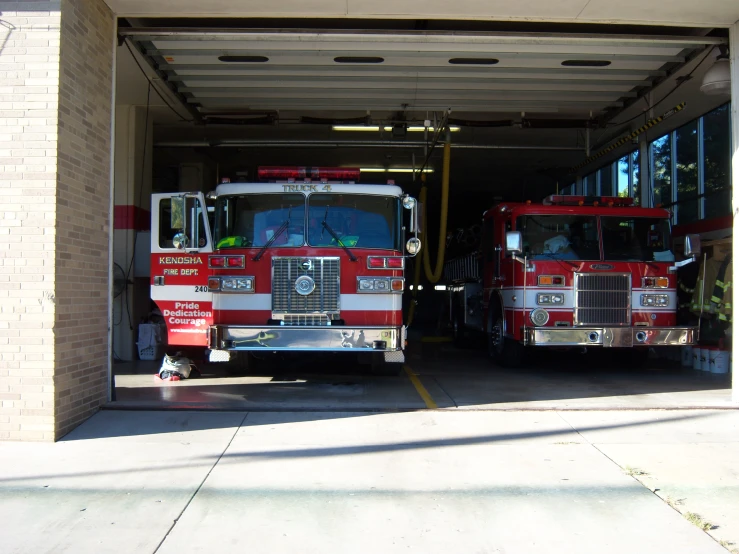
[703,104,730,220]
[675,121,698,224]
[651,134,671,208]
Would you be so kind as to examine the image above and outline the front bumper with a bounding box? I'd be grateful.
[209,324,405,352]
[525,326,697,347]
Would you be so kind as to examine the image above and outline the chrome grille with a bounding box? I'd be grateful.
[282,314,330,326]
[574,273,630,326]
[272,257,340,315]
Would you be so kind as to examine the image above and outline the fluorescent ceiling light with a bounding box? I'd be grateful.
[405,126,460,132]
[360,168,434,173]
[332,126,381,131]
[332,125,460,132]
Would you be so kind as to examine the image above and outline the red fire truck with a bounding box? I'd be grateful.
[445,195,701,367]
[150,167,421,372]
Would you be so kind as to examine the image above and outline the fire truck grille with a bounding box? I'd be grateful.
[573,273,631,326]
[272,257,340,316]
[282,314,330,326]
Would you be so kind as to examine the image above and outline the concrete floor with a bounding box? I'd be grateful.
[0,409,737,553]
[111,343,734,411]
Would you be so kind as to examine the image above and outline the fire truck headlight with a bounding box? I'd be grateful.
[220,276,255,293]
[641,294,668,307]
[537,293,564,305]
[357,277,404,293]
[530,308,550,326]
[358,278,375,291]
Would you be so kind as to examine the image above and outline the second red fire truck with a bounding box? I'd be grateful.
[150,167,420,373]
[446,195,700,366]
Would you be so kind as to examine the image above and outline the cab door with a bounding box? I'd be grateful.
[150,193,214,347]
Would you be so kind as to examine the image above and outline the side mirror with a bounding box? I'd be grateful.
[172,232,189,250]
[170,196,185,230]
[684,234,700,258]
[403,195,419,233]
[406,237,421,256]
[506,231,523,255]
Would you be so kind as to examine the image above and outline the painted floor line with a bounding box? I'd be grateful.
[403,364,438,409]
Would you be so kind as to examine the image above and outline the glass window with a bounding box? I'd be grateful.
[651,134,671,208]
[703,104,731,220]
[601,216,673,262]
[307,194,401,250]
[617,155,630,197]
[158,197,209,249]
[214,194,306,249]
[599,165,613,196]
[631,150,641,205]
[583,173,596,196]
[516,214,600,260]
[675,121,699,224]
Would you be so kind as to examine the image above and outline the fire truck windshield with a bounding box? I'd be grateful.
[517,215,599,260]
[601,216,674,262]
[214,194,305,249]
[307,194,401,250]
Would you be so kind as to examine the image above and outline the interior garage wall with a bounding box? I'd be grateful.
[0,0,114,441]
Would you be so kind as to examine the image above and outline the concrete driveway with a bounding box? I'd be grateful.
[0,409,737,553]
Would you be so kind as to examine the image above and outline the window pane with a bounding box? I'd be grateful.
[601,217,673,262]
[215,194,306,248]
[651,135,671,207]
[584,173,596,196]
[703,103,731,220]
[675,121,699,224]
[516,215,600,260]
[617,156,630,197]
[631,150,641,205]
[308,194,401,250]
[599,166,613,196]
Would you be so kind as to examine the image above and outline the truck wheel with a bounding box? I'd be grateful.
[488,313,524,368]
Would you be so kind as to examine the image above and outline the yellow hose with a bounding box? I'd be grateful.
[406,139,451,325]
[422,140,451,284]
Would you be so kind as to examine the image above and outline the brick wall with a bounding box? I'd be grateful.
[0,0,114,441]
[54,0,113,439]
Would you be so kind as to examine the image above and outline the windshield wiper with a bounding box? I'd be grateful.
[253,218,290,261]
[322,206,357,262]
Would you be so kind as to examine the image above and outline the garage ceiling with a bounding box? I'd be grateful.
[106,0,739,28]
[120,28,723,119]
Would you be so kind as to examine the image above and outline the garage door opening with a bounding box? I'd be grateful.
[109,17,734,411]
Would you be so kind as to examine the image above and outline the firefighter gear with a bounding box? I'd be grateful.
[691,255,732,323]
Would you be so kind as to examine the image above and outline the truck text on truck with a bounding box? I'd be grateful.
[445,195,700,367]
[150,167,422,372]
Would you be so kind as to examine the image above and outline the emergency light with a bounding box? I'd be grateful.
[367,256,405,269]
[258,166,360,182]
[542,195,634,207]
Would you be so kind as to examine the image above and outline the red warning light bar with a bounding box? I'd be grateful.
[542,195,634,206]
[258,166,360,182]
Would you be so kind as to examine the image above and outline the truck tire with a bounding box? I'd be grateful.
[488,312,524,368]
